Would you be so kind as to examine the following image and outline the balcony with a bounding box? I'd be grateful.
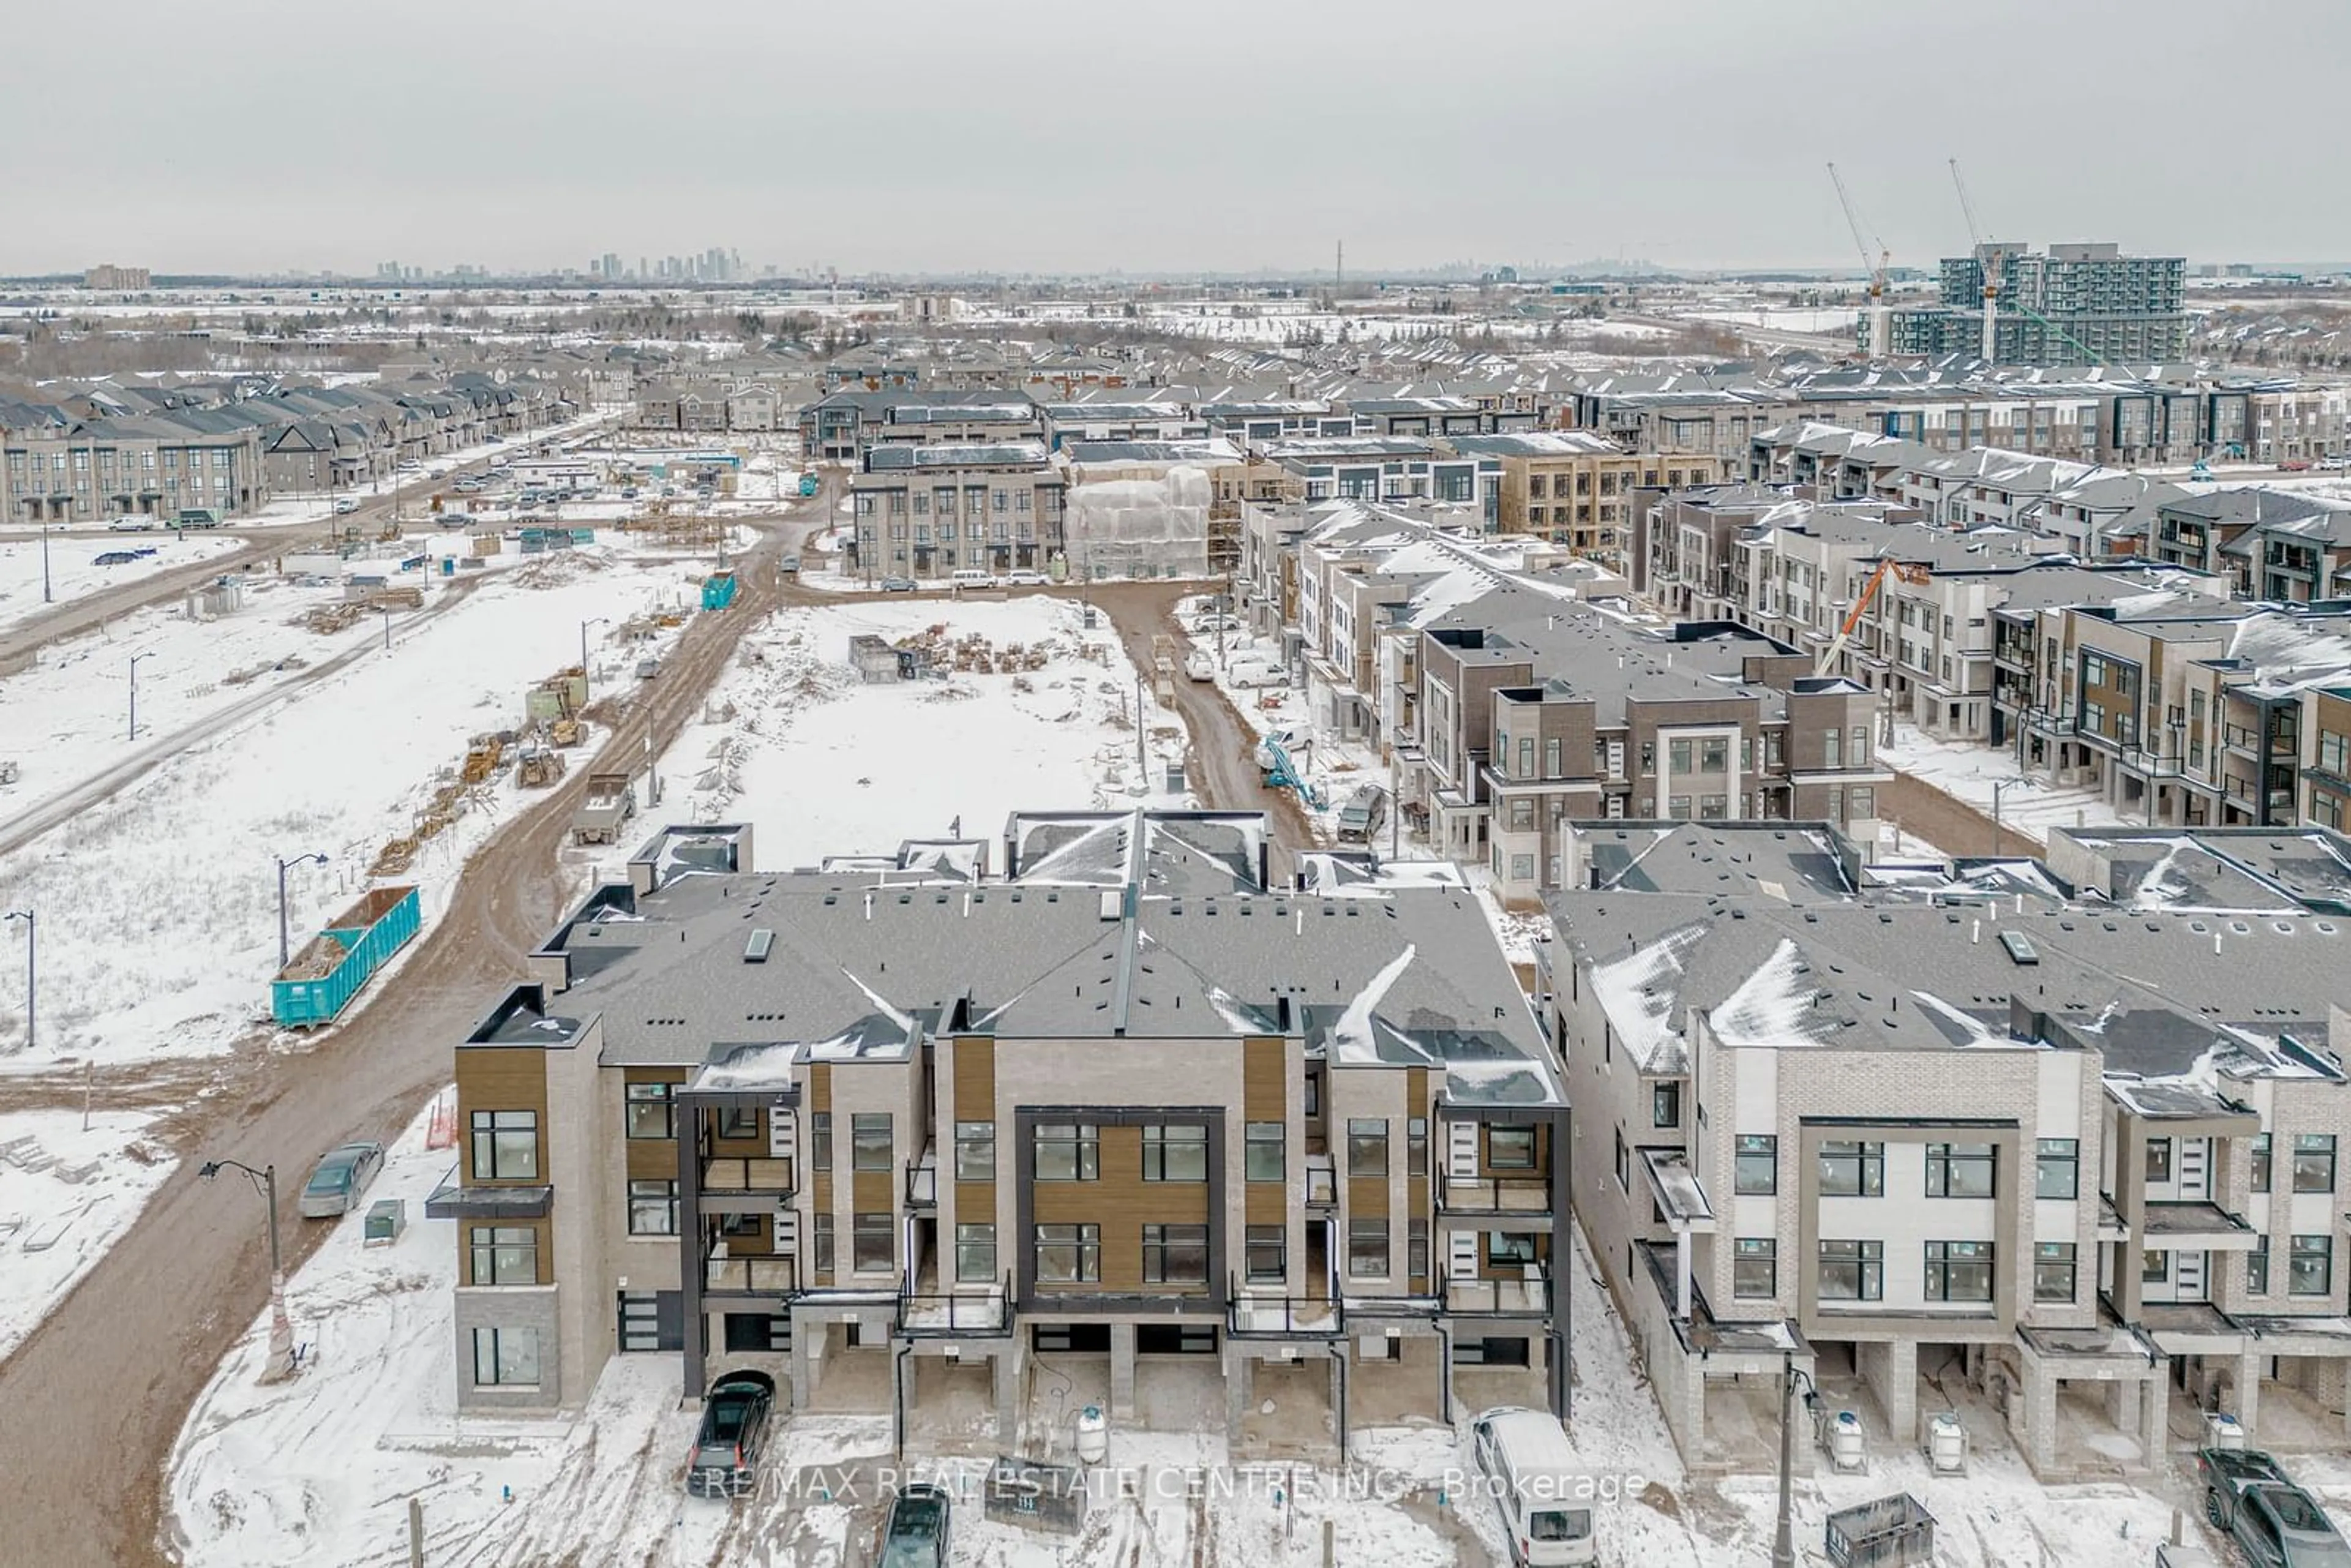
[705,1255,798,1295]
[1226,1279,1345,1338]
[898,1272,1012,1336]
[1305,1154,1337,1207]
[904,1147,937,1209]
[425,1168,552,1220]
[699,1156,794,1197]
[2141,1201,2261,1251]
[1435,1169,1552,1215]
[1442,1259,1551,1317]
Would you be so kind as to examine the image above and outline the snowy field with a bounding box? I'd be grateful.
[1881,722,2121,844]
[0,1108,176,1362]
[0,540,720,1066]
[0,534,242,634]
[629,594,1189,871]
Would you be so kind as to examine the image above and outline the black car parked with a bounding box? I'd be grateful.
[685,1370,776,1498]
[877,1481,952,1567]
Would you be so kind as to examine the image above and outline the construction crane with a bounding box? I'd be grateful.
[1814,558,1897,678]
[1828,163,1891,361]
[1949,159,2001,362]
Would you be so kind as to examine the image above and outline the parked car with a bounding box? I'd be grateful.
[877,1481,952,1567]
[1471,1406,1597,1567]
[879,576,918,592]
[332,498,360,516]
[1185,651,1215,681]
[1335,782,1388,844]
[636,657,661,681]
[2203,1448,2351,1567]
[1003,569,1049,587]
[297,1141,385,1218]
[685,1370,776,1498]
[949,568,996,590]
[1191,613,1239,634]
[107,516,157,532]
[1226,656,1284,688]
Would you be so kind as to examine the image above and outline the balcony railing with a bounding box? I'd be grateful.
[1225,1276,1345,1338]
[705,1255,798,1294]
[1305,1155,1337,1207]
[1441,1259,1551,1317]
[700,1156,795,1195]
[1434,1169,1553,1215]
[905,1149,937,1209]
[898,1274,1012,1336]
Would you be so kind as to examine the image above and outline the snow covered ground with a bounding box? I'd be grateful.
[0,538,722,1065]
[0,1108,176,1362]
[626,595,1190,871]
[0,533,242,634]
[1881,721,2121,845]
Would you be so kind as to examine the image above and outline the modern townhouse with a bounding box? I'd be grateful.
[1542,817,2351,1480]
[801,389,1044,463]
[431,811,1570,1452]
[1199,399,1356,447]
[1038,401,1210,451]
[2034,470,2188,558]
[2148,490,2351,595]
[2305,688,2351,833]
[847,442,1067,579]
[1260,437,1487,516]
[1439,432,1725,566]
[4,413,268,524]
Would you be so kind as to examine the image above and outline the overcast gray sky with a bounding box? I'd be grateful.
[12,0,2347,278]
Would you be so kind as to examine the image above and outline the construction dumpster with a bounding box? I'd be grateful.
[702,569,738,610]
[1826,1493,1936,1568]
[271,885,422,1028]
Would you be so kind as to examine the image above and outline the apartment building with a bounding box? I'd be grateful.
[2306,688,2351,832]
[1542,819,2351,1479]
[430,811,1570,1451]
[800,389,1043,463]
[1868,243,2189,364]
[2143,490,2351,603]
[4,415,266,524]
[1438,432,1725,566]
[847,442,1067,578]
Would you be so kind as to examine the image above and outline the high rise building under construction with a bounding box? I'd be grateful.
[1864,242,2188,364]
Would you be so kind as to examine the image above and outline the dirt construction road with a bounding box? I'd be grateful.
[0,525,792,1568]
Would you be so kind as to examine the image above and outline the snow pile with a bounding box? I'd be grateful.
[1328,943,1415,1065]
[0,1109,176,1362]
[1588,922,1709,1071]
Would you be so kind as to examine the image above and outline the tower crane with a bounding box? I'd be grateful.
[1949,159,2001,362]
[1827,163,1891,362]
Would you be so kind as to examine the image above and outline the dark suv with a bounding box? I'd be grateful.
[877,1481,952,1567]
[684,1370,776,1498]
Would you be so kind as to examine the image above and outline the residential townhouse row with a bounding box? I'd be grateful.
[431,811,1570,1454]
[1541,817,2351,1480]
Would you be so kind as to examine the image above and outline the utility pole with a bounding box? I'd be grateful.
[198,1158,294,1380]
[127,651,152,740]
[38,513,53,603]
[4,909,32,1056]
[1771,1351,1798,1567]
[1135,673,1149,783]
[276,852,329,972]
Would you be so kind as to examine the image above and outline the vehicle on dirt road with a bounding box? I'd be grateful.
[880,576,918,592]
[877,1481,953,1567]
[686,1370,776,1498]
[1185,651,1215,681]
[2202,1447,2351,1567]
[298,1141,385,1218]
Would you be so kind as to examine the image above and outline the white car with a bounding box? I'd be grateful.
[1185,651,1215,681]
[107,516,157,532]
[1003,569,1049,587]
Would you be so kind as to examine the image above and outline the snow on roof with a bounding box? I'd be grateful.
[1329,943,1416,1065]
[1706,938,1837,1051]
[1588,921,1708,1073]
[693,1041,798,1090]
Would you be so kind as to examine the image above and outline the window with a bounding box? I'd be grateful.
[1851,727,1871,767]
[2291,1234,2333,1297]
[1924,1240,1993,1302]
[851,1113,893,1172]
[955,1120,996,1181]
[1035,1223,1100,1283]
[716,1106,758,1141]
[1409,1218,1430,1281]
[628,1179,678,1236]
[470,1110,538,1182]
[1818,1239,1883,1301]
[471,1326,539,1387]
[1925,1142,1997,1199]
[1141,1124,1208,1182]
[1669,738,1693,775]
[2293,1134,2337,1193]
[1408,1117,1430,1177]
[1246,1225,1286,1283]
[2036,1138,2079,1199]
[852,1211,893,1274]
[1246,1122,1285,1182]
[2248,1234,2270,1295]
[1700,737,1728,773]
[2034,1242,2077,1303]
[811,1212,835,1277]
[1736,1135,1778,1195]
[1543,737,1562,779]
[1142,1223,1209,1285]
[810,1111,833,1171]
[1823,728,1842,769]
[2250,1133,2272,1193]
[1818,1141,1884,1198]
[1488,1125,1535,1170]
[2322,730,2351,775]
[1614,1129,1629,1191]
[1652,1082,1681,1129]
[956,1223,996,1284]
[1348,1218,1391,1279]
[1733,1239,1776,1299]
[1347,1118,1389,1178]
[2144,1137,2172,1184]
[624,1082,675,1140]
[1486,1231,1537,1268]
[1699,794,1728,820]
[468,1225,538,1286]
[1035,1122,1100,1181]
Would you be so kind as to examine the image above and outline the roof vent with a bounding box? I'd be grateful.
[1998,929,2040,966]
[1098,890,1122,921]
[744,929,774,964]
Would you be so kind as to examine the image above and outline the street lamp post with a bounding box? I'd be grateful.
[580,617,609,697]
[378,606,393,651]
[3,909,31,1054]
[127,651,152,741]
[1990,776,2029,858]
[39,514,53,603]
[275,852,330,972]
[1770,1350,1819,1568]
[198,1157,295,1381]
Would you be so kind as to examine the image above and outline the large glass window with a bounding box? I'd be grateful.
[1652,1082,1681,1130]
[1736,1135,1778,1195]
[812,1212,834,1277]
[1488,1125,1536,1170]
[2291,1234,2333,1296]
[1925,1142,1997,1199]
[624,1082,675,1140]
[1035,1122,1100,1181]
[2250,1133,2272,1194]
[1408,1117,1430,1177]
[1818,1141,1884,1198]
[468,1225,538,1286]
[852,1211,893,1274]
[1348,1118,1389,1177]
[955,1222,996,1284]
[954,1120,996,1182]
[2294,1135,2337,1193]
[2035,1138,2079,1199]
[851,1113,893,1172]
[1487,1231,1537,1267]
[1818,1239,1883,1301]
[2145,1137,2172,1184]
[2248,1234,2270,1295]
[627,1179,678,1236]
[1733,1239,1776,1299]
[1141,1124,1208,1182]
[471,1326,539,1387]
[2034,1242,2077,1302]
[1245,1122,1284,1183]
[1348,1218,1390,1279]
[810,1111,833,1172]
[1924,1240,1994,1302]
[1245,1225,1286,1283]
[1142,1224,1209,1285]
[470,1109,538,1182]
[1035,1223,1101,1283]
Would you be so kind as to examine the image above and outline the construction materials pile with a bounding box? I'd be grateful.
[279,931,350,983]
[887,625,1064,676]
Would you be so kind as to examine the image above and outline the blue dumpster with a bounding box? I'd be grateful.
[702,569,738,610]
[271,885,422,1027]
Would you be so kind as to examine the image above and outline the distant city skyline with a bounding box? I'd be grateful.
[9,0,2350,278]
